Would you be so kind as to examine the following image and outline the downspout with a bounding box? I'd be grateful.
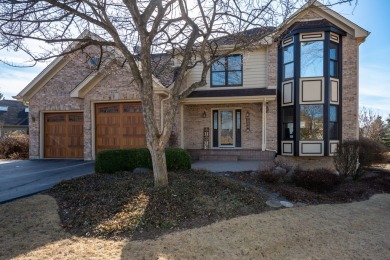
[262,97,267,151]
[160,93,171,132]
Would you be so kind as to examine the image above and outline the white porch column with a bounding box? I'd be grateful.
[261,99,267,151]
[180,103,184,149]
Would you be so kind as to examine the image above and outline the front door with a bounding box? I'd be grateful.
[212,109,241,148]
[220,110,234,147]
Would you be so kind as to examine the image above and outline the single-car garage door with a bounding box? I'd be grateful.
[44,113,84,158]
[95,102,146,154]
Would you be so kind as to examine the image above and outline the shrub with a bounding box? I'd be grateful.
[358,137,387,167]
[0,131,29,159]
[165,148,192,170]
[334,140,360,180]
[259,169,284,183]
[292,169,340,193]
[95,148,191,173]
[334,138,387,180]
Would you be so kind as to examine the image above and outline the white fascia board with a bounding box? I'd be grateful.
[312,1,369,38]
[274,0,369,40]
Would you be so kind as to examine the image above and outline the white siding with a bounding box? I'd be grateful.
[186,48,268,90]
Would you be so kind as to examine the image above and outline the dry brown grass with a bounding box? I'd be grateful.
[1,194,389,259]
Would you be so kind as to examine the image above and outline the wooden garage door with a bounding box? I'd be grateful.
[95,102,146,154]
[44,113,84,158]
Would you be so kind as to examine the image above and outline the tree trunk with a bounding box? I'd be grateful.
[149,141,168,187]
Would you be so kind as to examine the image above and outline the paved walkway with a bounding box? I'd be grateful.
[0,160,94,203]
[191,160,271,172]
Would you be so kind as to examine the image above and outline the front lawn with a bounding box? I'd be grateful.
[229,167,390,205]
[47,166,390,241]
[48,170,267,240]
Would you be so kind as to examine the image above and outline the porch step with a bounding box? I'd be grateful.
[199,155,239,161]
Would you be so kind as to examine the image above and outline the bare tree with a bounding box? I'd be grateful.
[0,0,356,186]
[0,92,3,100]
[359,107,385,142]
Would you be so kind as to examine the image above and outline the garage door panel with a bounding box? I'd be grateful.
[96,102,146,154]
[44,113,83,158]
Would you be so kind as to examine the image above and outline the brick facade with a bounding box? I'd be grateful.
[341,34,359,140]
[24,5,365,160]
[28,53,87,159]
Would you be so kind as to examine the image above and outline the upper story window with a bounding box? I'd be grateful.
[301,41,324,77]
[329,42,339,78]
[211,54,243,87]
[283,45,294,80]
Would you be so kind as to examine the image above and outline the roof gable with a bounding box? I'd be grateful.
[275,0,369,42]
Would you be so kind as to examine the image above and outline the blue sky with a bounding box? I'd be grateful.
[0,0,389,118]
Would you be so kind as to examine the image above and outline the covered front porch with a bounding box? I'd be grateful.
[178,89,277,161]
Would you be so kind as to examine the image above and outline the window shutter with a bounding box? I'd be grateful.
[212,110,218,147]
[236,110,241,147]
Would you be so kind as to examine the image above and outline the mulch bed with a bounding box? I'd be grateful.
[228,167,390,205]
[47,170,268,240]
[46,167,390,241]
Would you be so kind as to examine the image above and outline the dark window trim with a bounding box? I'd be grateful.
[210,54,243,87]
[329,41,339,78]
[283,44,294,81]
[283,26,346,39]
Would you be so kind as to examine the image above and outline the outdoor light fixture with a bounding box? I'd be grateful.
[202,111,207,118]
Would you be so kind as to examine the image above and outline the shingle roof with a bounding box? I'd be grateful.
[150,53,178,87]
[0,100,28,126]
[210,27,276,46]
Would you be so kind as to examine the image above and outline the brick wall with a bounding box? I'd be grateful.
[266,100,278,151]
[183,103,264,149]
[28,53,89,159]
[28,52,162,160]
[267,42,278,88]
[341,34,359,140]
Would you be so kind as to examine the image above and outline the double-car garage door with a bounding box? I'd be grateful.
[44,102,146,158]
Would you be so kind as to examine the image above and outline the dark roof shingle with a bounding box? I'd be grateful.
[0,100,28,126]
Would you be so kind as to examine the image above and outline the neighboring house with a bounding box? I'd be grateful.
[15,1,369,160]
[0,100,29,136]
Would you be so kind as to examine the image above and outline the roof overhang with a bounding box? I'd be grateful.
[14,56,69,103]
[274,0,369,43]
[14,30,105,103]
[182,88,276,104]
[181,95,276,105]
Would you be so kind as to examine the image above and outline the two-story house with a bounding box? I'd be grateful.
[15,0,369,161]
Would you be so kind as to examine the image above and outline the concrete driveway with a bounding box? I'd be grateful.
[0,160,94,203]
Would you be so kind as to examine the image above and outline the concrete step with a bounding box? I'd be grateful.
[199,155,239,161]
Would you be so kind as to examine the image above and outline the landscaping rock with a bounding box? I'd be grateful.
[280,201,294,208]
[266,200,282,208]
[133,167,152,174]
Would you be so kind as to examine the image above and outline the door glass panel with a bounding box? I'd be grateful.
[220,111,234,146]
